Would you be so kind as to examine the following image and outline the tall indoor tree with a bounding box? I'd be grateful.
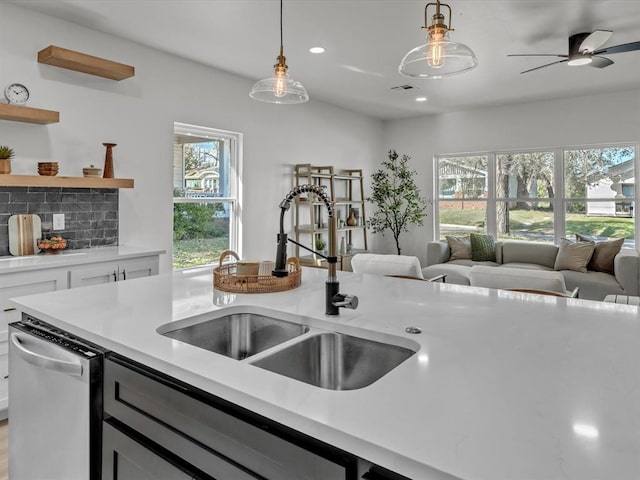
[367,150,428,255]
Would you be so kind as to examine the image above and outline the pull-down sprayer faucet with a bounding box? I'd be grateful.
[274,184,358,315]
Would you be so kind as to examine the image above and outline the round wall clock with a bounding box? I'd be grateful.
[4,83,29,105]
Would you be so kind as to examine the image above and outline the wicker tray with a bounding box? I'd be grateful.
[214,250,302,293]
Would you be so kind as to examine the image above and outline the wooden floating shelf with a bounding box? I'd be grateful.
[38,45,135,81]
[0,104,59,125]
[0,175,134,189]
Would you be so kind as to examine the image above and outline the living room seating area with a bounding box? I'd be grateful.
[422,235,639,301]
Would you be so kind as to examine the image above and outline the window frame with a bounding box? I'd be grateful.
[173,122,243,266]
[434,142,639,247]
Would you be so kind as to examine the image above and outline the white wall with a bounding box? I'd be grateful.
[383,89,640,264]
[0,3,383,272]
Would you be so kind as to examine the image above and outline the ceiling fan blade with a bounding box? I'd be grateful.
[507,54,567,58]
[520,59,569,74]
[590,56,614,68]
[579,30,613,53]
[595,40,640,55]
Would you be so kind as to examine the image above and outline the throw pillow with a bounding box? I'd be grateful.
[576,233,624,274]
[470,233,496,262]
[446,235,471,261]
[554,238,595,273]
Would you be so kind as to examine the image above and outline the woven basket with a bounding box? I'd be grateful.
[214,250,302,293]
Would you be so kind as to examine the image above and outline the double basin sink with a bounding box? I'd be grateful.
[158,309,418,390]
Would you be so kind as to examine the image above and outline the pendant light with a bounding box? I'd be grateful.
[249,0,309,104]
[398,0,477,79]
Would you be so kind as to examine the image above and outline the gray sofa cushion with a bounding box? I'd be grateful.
[561,270,625,301]
[499,263,553,271]
[422,263,474,285]
[500,241,558,269]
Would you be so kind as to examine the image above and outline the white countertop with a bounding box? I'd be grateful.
[0,245,165,273]
[10,267,640,480]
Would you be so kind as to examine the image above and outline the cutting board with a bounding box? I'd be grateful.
[8,214,42,256]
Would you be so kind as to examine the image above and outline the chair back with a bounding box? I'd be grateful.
[351,254,424,279]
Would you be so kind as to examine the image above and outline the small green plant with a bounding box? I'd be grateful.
[0,146,14,160]
[315,237,326,252]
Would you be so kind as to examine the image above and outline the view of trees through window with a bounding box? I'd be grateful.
[173,124,239,269]
[437,145,636,246]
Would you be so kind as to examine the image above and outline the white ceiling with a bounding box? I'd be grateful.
[13,0,640,120]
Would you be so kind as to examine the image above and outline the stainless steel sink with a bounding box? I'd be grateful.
[251,332,416,390]
[160,313,309,360]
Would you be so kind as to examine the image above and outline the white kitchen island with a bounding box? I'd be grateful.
[10,266,640,480]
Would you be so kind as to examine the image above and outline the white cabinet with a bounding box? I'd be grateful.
[1,250,161,420]
[0,269,68,418]
[69,257,159,288]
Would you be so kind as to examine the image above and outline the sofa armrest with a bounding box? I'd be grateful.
[614,249,640,295]
[427,241,450,266]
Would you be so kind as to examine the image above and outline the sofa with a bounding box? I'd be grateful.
[422,239,640,301]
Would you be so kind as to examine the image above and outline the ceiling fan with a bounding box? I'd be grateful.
[508,30,640,74]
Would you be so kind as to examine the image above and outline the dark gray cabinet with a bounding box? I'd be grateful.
[103,354,358,480]
[102,422,195,480]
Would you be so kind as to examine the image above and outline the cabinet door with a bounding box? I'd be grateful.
[0,269,68,338]
[102,422,194,480]
[0,349,7,419]
[118,257,159,281]
[69,262,119,288]
[105,357,355,479]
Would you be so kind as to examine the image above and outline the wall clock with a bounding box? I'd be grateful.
[4,83,29,105]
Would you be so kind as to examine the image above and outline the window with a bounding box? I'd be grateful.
[436,144,636,247]
[564,146,635,242]
[173,123,242,270]
[437,156,488,237]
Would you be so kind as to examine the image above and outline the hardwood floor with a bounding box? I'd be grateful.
[0,419,7,480]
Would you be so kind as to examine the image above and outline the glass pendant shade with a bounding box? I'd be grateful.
[399,33,478,78]
[399,0,477,79]
[250,61,309,104]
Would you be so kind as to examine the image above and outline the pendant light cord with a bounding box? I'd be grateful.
[280,0,284,51]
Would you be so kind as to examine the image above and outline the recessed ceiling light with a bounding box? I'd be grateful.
[309,47,325,54]
[415,96,428,102]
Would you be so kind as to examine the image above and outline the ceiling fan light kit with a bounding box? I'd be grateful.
[249,0,309,104]
[508,29,640,74]
[398,0,477,79]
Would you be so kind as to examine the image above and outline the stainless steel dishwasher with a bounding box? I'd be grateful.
[9,315,105,480]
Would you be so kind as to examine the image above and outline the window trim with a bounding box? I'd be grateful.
[434,142,639,247]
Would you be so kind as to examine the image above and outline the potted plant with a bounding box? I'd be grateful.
[367,150,429,255]
[315,237,326,254]
[0,146,15,174]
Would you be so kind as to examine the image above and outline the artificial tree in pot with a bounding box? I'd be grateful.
[367,149,428,255]
[0,146,15,174]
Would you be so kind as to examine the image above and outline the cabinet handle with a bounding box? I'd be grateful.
[3,307,16,312]
[112,270,118,282]
[122,269,127,281]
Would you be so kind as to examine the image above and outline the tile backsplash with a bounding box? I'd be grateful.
[0,187,119,256]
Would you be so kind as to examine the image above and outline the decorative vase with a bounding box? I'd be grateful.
[0,159,11,174]
[346,209,357,226]
[340,237,346,255]
[102,143,117,178]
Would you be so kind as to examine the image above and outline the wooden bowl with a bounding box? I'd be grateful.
[37,162,59,176]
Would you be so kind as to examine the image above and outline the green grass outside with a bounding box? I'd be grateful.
[173,237,230,269]
[440,209,634,240]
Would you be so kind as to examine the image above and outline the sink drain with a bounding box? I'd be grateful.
[405,326,422,334]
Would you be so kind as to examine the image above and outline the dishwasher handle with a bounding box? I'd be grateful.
[10,333,83,377]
